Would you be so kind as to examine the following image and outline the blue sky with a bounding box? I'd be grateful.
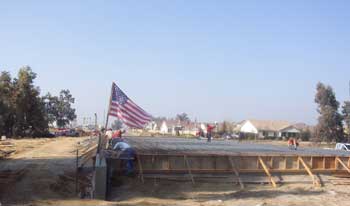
[1,1,350,125]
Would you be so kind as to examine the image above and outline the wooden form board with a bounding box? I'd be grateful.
[107,153,350,174]
[107,153,350,187]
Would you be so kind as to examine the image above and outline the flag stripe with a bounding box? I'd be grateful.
[109,109,142,128]
[108,83,152,129]
[111,103,149,123]
[111,102,151,121]
[109,110,142,128]
[109,107,148,126]
[127,100,152,119]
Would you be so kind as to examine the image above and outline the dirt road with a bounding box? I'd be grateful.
[1,137,350,206]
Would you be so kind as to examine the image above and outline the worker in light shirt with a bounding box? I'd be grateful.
[105,128,113,140]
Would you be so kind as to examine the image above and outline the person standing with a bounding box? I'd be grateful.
[293,138,299,150]
[105,128,113,139]
[206,124,215,142]
[288,138,294,150]
[105,128,114,148]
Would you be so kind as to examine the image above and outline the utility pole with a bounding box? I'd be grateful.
[103,110,106,127]
[94,113,98,130]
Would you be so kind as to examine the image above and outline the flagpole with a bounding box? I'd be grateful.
[104,82,114,130]
[98,83,114,153]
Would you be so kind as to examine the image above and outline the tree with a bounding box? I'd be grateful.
[111,119,123,130]
[218,121,232,135]
[314,82,344,142]
[176,113,190,123]
[342,101,350,141]
[300,128,312,141]
[0,71,15,136]
[44,90,77,128]
[43,93,59,126]
[13,66,48,137]
[0,67,77,137]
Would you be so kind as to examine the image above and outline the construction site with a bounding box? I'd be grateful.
[2,135,350,205]
[97,136,350,195]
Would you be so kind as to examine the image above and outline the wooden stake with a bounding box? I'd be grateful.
[335,156,339,170]
[228,156,244,189]
[298,156,320,187]
[137,154,144,183]
[284,157,287,170]
[184,155,195,185]
[258,156,277,188]
[75,148,79,194]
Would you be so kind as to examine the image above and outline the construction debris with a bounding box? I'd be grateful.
[0,140,16,159]
[77,136,98,168]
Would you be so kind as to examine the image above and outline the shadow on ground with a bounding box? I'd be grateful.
[0,157,79,205]
[109,177,325,203]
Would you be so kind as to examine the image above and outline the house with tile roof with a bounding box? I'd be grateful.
[239,119,300,139]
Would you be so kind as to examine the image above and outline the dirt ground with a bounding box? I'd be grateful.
[0,137,350,206]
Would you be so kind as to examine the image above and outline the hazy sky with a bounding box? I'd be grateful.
[1,1,350,125]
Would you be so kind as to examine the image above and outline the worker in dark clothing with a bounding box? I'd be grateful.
[113,140,136,175]
[206,124,216,142]
[293,138,299,150]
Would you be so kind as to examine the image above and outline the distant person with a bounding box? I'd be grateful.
[288,138,298,150]
[110,129,126,148]
[293,138,299,150]
[206,124,216,142]
[105,128,114,148]
[196,128,204,140]
[288,138,294,150]
[196,129,200,139]
[105,128,113,140]
[112,129,125,139]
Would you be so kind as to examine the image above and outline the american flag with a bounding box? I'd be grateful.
[108,82,152,128]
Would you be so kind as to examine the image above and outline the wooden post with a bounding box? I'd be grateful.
[75,148,79,195]
[184,155,195,185]
[284,157,287,170]
[297,157,300,170]
[228,156,244,189]
[335,157,339,170]
[298,157,320,187]
[258,156,277,188]
[137,154,144,183]
[270,157,274,169]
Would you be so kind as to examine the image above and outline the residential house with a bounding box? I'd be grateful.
[149,119,199,135]
[239,119,300,139]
